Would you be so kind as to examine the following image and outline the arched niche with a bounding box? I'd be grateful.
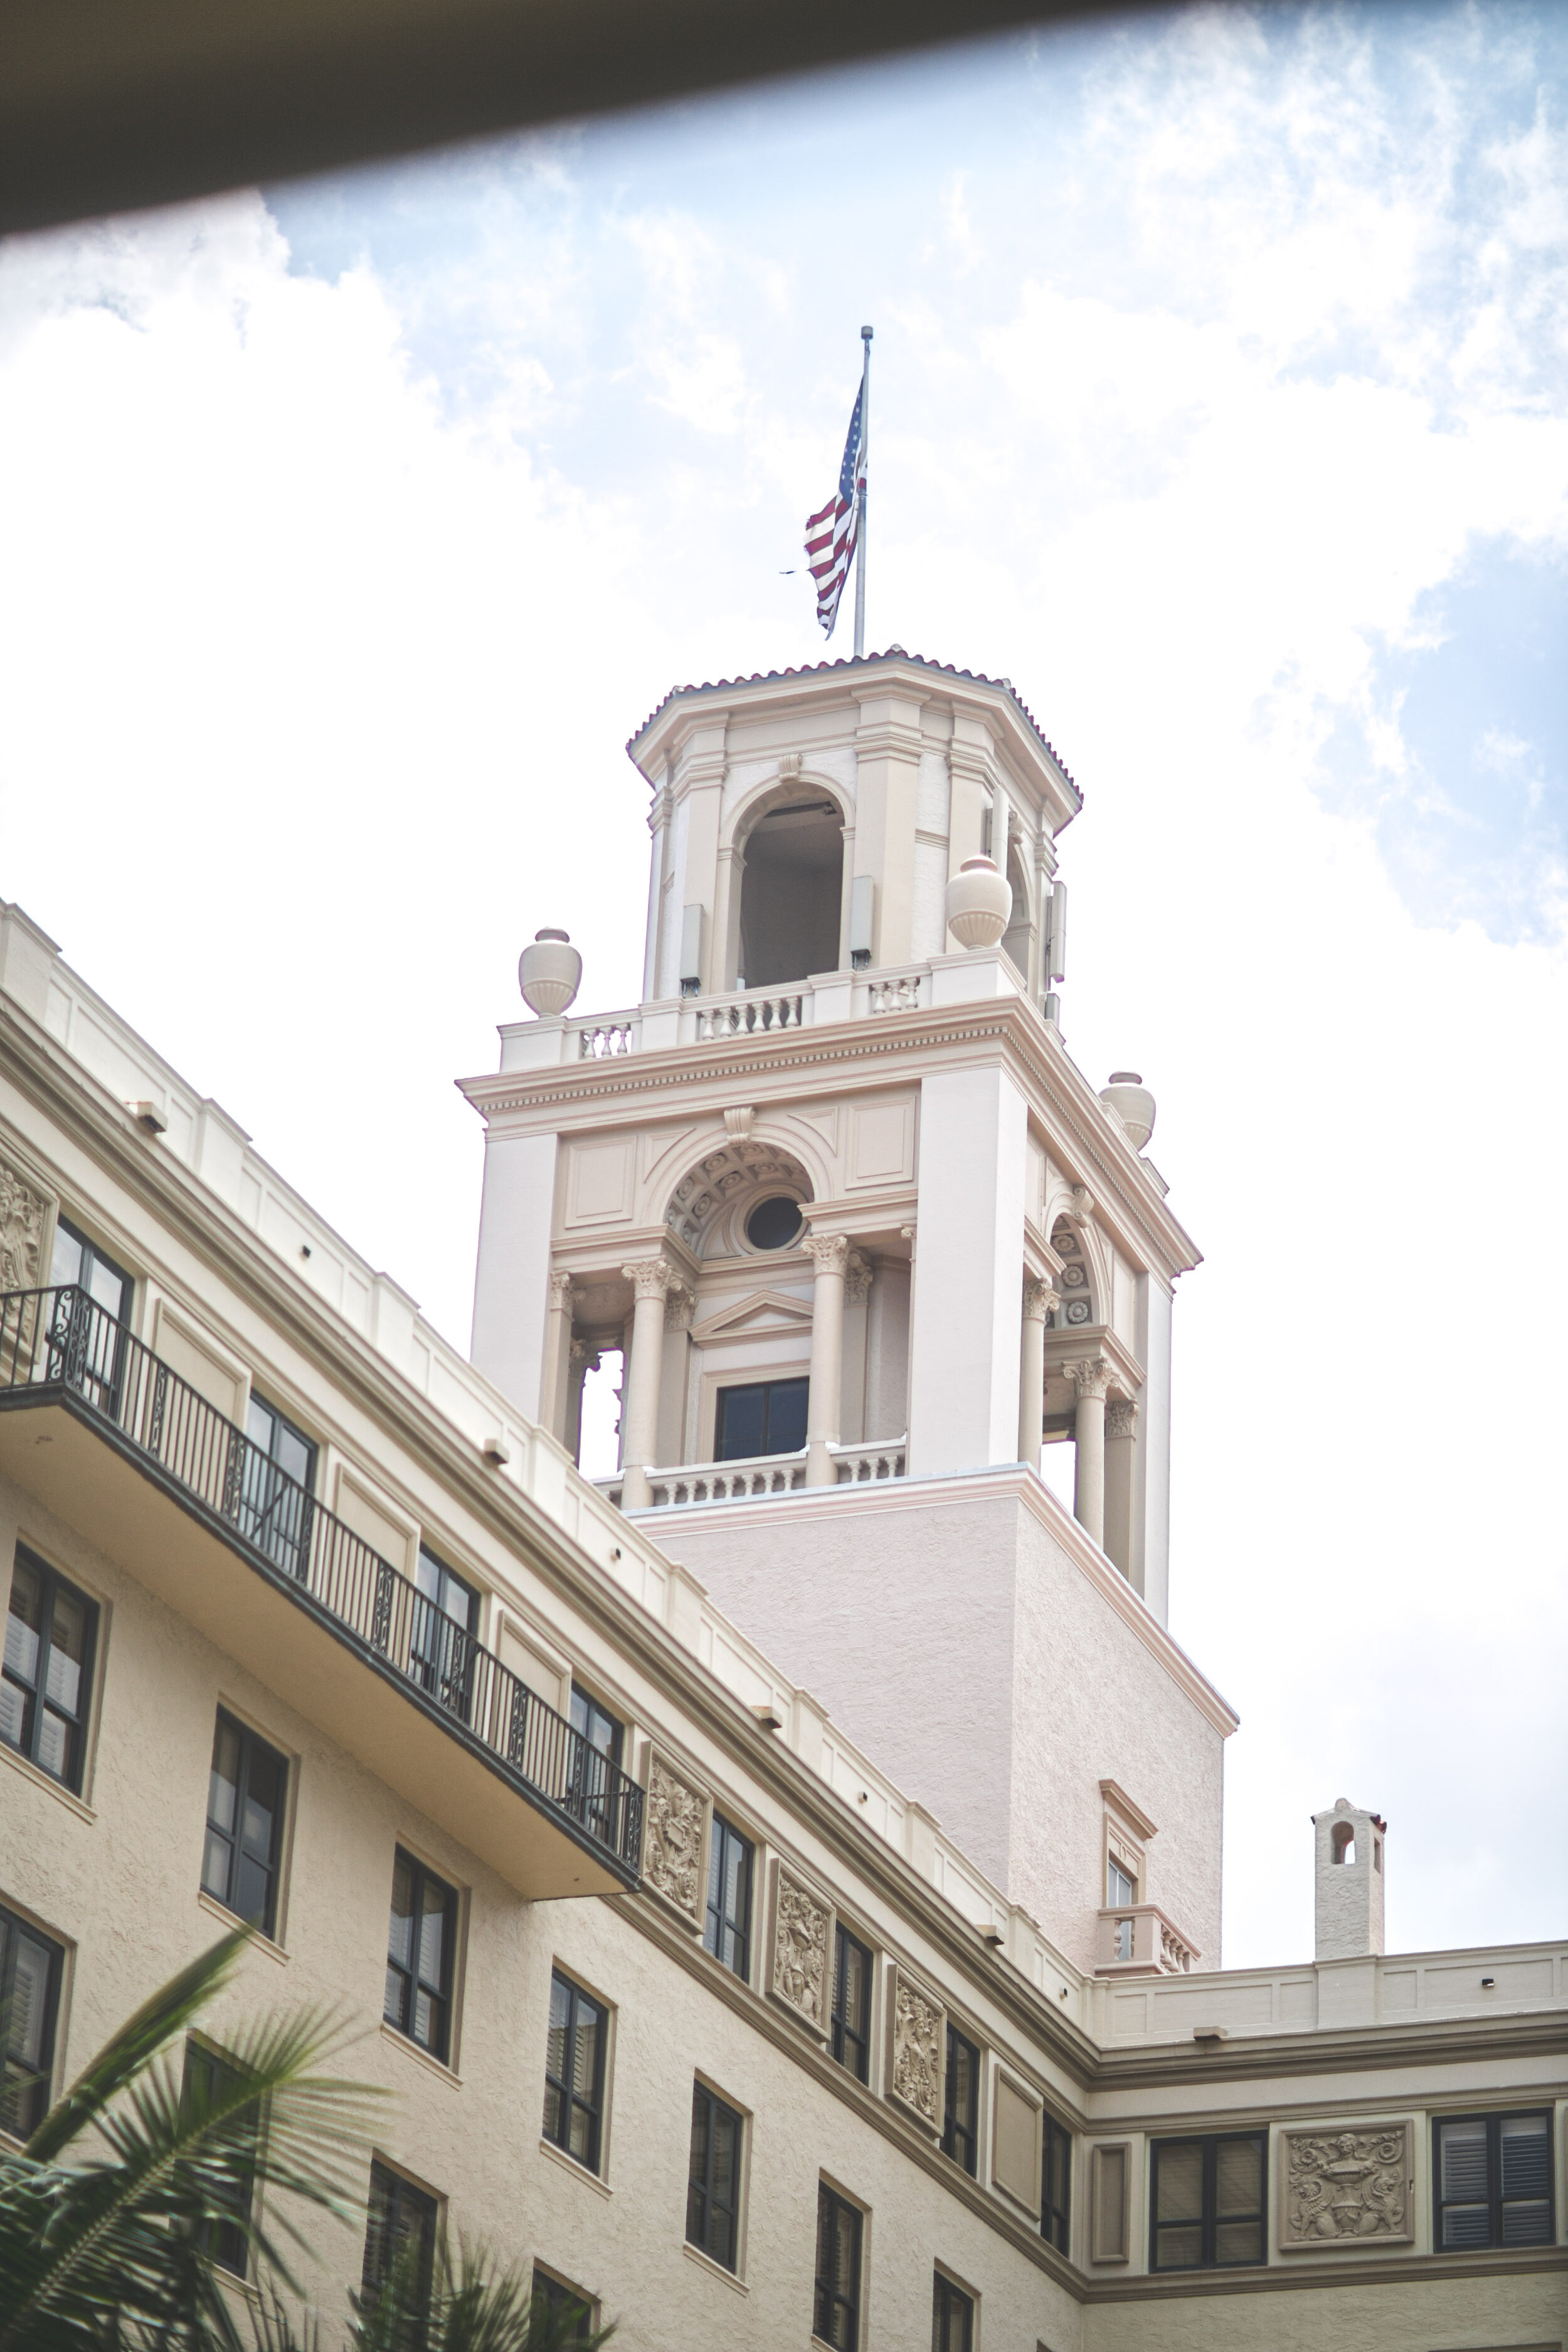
[666,1138,815,1261]
[736,790,845,988]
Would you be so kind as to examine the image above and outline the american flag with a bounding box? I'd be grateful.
[804,381,866,637]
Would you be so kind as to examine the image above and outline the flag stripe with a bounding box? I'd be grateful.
[803,380,866,639]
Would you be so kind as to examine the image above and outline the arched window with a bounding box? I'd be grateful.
[1332,1823,1355,1865]
[738,798,844,987]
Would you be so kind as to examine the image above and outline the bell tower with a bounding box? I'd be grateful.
[461,650,1234,1974]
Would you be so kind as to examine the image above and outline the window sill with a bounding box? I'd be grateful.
[538,2137,612,2198]
[378,2020,462,2087]
[197,1890,289,1963]
[682,2242,748,2294]
[0,1738,96,1823]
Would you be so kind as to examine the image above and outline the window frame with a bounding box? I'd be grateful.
[383,1847,458,2066]
[1148,2130,1268,2272]
[543,1967,608,2175]
[1041,2109,1073,2252]
[930,2270,974,2352]
[50,1215,133,1320]
[1433,2108,1555,2252]
[201,1707,288,1940]
[704,1813,753,1981]
[238,1391,318,1582]
[409,1545,479,1721]
[686,2079,744,2275]
[362,2157,440,2322]
[0,1901,63,2143]
[568,1684,623,1846]
[2,1545,99,1794]
[830,1922,872,2084]
[941,2025,980,2176]
[530,2268,595,2345]
[47,1217,134,1417]
[813,2181,863,2351]
[714,1375,810,1463]
[180,2038,255,2279]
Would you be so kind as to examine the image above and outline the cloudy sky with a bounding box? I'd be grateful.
[2,1,1564,1970]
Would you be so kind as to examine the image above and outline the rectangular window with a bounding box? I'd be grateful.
[686,2082,743,2273]
[1150,2132,1266,2270]
[238,1392,317,1582]
[47,1219,132,1415]
[714,1377,809,1461]
[181,2042,254,2278]
[0,1902,63,2141]
[543,1969,607,2173]
[813,2183,862,2351]
[2,1547,98,1793]
[384,1850,457,2064]
[1434,2111,1553,2250]
[410,1547,477,1720]
[931,2273,973,2352]
[941,2026,978,2176]
[1041,2111,1072,2252]
[704,1814,753,1980]
[569,1686,623,1846]
[363,2159,438,2318]
[830,1925,871,2084]
[1107,1857,1137,1907]
[530,2270,594,2345]
[50,1216,132,1321]
[201,1710,287,1938]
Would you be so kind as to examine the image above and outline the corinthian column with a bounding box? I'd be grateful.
[1068,1353,1115,1547]
[1018,1278,1053,1470]
[1104,1396,1138,1579]
[540,1270,575,1442]
[803,1232,851,1486]
[620,1258,676,1508]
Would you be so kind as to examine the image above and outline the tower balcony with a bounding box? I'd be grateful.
[0,1285,643,1899]
[594,1434,908,1512]
[498,948,1032,1073]
[1094,1902,1200,1977]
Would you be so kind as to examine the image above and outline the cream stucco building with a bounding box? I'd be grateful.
[1,649,1564,2350]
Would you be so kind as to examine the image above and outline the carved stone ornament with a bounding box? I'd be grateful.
[803,1231,852,1277]
[889,1969,943,2131]
[770,1868,832,2033]
[1106,1399,1139,1441]
[549,1271,575,1312]
[1023,1278,1054,1323]
[623,1256,677,1302]
[641,1755,709,1926]
[844,1252,872,1307]
[664,1284,696,1333]
[1281,2123,1414,2248]
[1067,1354,1115,1403]
[0,1156,53,1291]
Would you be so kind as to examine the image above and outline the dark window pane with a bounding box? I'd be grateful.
[542,1969,605,2175]
[1499,2114,1550,2198]
[686,2084,741,2273]
[832,1926,871,2081]
[203,1712,285,1936]
[745,1195,803,1250]
[181,2042,253,2278]
[1215,2136,1262,2215]
[363,2159,438,2324]
[3,1550,97,1791]
[1438,2119,1488,2201]
[766,1377,809,1453]
[1156,2143,1204,2223]
[0,1908,62,2139]
[715,1384,766,1460]
[705,1816,752,1979]
[384,1851,455,2063]
[1153,2135,1266,2272]
[1436,2110,1557,2254]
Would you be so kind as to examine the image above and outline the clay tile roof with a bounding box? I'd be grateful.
[625,650,1078,795]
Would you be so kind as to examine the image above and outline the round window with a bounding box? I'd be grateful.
[746,1195,804,1251]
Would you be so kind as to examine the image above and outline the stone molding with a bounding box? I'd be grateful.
[641,1752,709,1927]
[768,1863,833,2037]
[1281,2122,1414,2249]
[623,1255,677,1301]
[1106,1399,1138,1441]
[888,1968,945,2131]
[0,1152,54,1291]
[803,1231,852,1276]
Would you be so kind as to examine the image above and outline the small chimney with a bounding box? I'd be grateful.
[1312,1798,1387,1961]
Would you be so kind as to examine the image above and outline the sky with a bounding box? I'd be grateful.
[1,0,1565,1971]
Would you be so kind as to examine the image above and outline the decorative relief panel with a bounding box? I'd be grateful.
[769,1867,832,2034]
[888,1969,943,2131]
[0,1155,53,1290]
[642,1754,709,1927]
[1281,2123,1414,2248]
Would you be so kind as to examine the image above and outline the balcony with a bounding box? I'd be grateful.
[595,1436,907,1512]
[0,1287,643,1899]
[497,949,1031,1073]
[1094,1903,1200,1977]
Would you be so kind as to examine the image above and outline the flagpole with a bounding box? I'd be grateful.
[853,324,872,658]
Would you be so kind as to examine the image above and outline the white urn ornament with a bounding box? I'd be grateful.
[518,928,582,1018]
[945,856,1012,950]
[1099,1071,1156,1152]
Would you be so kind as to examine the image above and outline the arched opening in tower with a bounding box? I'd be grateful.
[738,800,844,988]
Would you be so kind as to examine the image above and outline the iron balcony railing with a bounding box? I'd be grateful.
[0,1285,643,1877]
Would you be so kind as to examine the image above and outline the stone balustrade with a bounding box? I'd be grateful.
[1094,1902,1200,1977]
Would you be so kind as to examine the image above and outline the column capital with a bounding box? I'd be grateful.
[803,1231,852,1276]
[1067,1352,1115,1403]
[844,1251,873,1306]
[569,1338,601,1371]
[623,1256,677,1301]
[1023,1278,1056,1325]
[664,1283,696,1333]
[549,1269,575,1311]
[1106,1397,1139,1441]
